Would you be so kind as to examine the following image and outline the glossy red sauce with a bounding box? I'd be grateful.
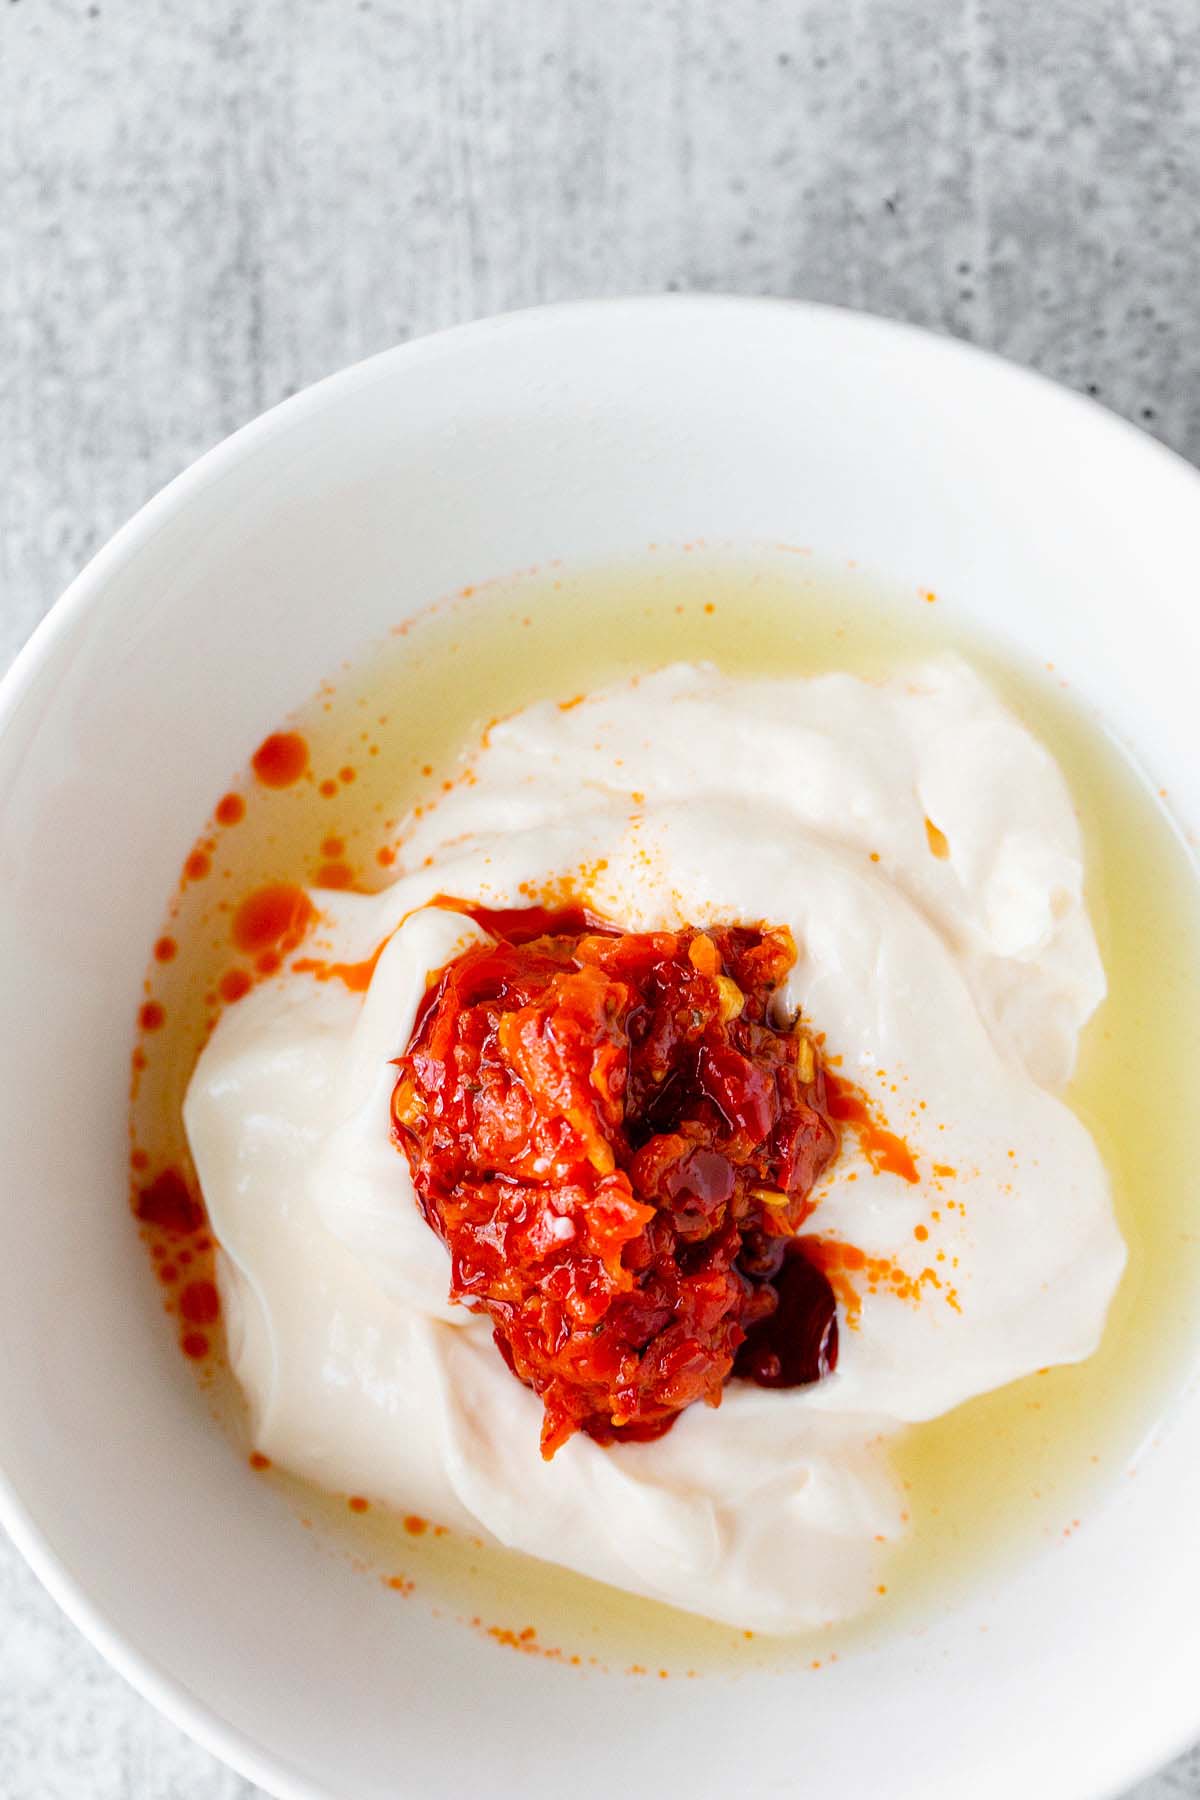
[733,1245,838,1386]
[433,896,598,943]
[252,731,309,788]
[393,913,840,1457]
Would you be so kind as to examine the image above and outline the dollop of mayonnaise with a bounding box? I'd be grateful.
[185,658,1125,1632]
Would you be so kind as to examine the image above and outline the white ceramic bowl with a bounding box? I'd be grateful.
[2,297,1199,1800]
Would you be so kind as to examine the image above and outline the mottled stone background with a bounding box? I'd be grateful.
[2,1,1199,1794]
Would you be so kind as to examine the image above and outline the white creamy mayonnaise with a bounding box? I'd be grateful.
[184,658,1126,1631]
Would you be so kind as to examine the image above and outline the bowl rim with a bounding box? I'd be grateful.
[3,291,1200,1800]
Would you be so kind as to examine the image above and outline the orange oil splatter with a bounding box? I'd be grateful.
[232,883,316,957]
[294,935,389,994]
[316,861,354,889]
[824,1072,919,1183]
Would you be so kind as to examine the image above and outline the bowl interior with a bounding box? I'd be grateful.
[1,298,1199,1800]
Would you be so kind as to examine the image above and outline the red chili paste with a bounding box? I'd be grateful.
[392,915,840,1458]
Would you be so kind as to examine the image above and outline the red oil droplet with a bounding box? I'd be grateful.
[403,1514,428,1536]
[219,968,252,1004]
[339,766,356,784]
[180,1279,220,1325]
[316,862,353,890]
[154,936,177,963]
[135,1168,204,1233]
[181,1331,209,1360]
[249,1452,271,1472]
[252,732,309,788]
[232,883,315,955]
[138,1001,165,1032]
[184,850,211,881]
[319,778,338,798]
[321,836,345,858]
[348,1495,370,1514]
[216,792,246,826]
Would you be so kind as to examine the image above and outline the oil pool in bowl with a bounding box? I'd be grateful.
[127,550,1200,1675]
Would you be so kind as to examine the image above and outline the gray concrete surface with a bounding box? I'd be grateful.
[2,1,1199,1793]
